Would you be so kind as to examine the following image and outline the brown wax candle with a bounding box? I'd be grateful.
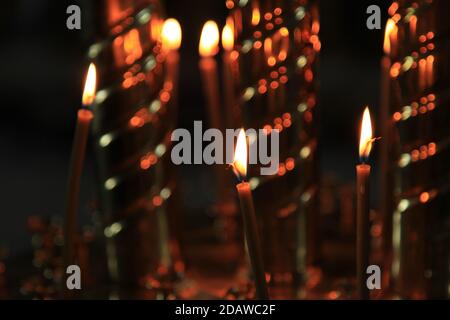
[199,57,222,132]
[64,109,94,268]
[356,163,371,300]
[236,182,269,300]
[380,55,393,257]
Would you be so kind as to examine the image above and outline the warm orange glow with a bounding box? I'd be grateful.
[359,107,373,160]
[409,15,417,38]
[252,5,260,26]
[388,2,399,16]
[150,17,163,43]
[420,192,430,204]
[82,63,97,106]
[384,19,397,55]
[199,21,219,57]
[233,129,248,179]
[426,55,435,87]
[161,18,182,52]
[222,24,234,51]
[124,29,143,65]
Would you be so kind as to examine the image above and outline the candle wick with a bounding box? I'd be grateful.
[230,163,245,183]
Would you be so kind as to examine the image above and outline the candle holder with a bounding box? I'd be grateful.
[382,0,450,299]
[226,0,321,298]
[87,0,183,296]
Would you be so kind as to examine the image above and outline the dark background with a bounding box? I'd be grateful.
[0,0,389,255]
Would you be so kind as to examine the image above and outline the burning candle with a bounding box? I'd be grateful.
[199,21,222,132]
[380,19,395,260]
[161,18,182,107]
[233,129,269,300]
[222,20,236,128]
[356,107,373,300]
[64,63,97,270]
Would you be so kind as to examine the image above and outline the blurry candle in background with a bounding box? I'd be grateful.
[233,129,269,300]
[161,18,182,107]
[222,20,236,128]
[418,58,427,91]
[389,16,399,57]
[426,55,435,88]
[409,15,417,42]
[64,63,97,274]
[199,21,223,132]
[264,38,276,113]
[356,107,373,300]
[380,18,396,265]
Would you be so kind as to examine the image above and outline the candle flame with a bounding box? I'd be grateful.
[82,63,97,106]
[384,19,397,55]
[233,129,248,180]
[252,6,260,26]
[222,23,234,51]
[359,107,373,161]
[199,21,219,57]
[161,18,182,52]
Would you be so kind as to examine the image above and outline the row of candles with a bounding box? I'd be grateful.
[65,13,381,299]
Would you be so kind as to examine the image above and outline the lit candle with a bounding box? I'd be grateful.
[64,63,97,270]
[222,20,236,128]
[426,55,435,88]
[161,18,182,107]
[264,38,276,114]
[380,19,395,259]
[356,107,373,300]
[233,129,269,300]
[199,21,222,132]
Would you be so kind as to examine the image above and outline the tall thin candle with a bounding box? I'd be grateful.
[356,107,373,300]
[222,21,236,128]
[380,19,396,260]
[199,21,222,132]
[64,63,97,271]
[233,129,269,300]
[161,18,182,107]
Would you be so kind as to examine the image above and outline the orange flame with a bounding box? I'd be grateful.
[252,5,260,26]
[199,21,219,57]
[359,107,373,160]
[384,19,397,55]
[161,18,182,52]
[222,23,234,51]
[233,129,248,179]
[82,63,97,106]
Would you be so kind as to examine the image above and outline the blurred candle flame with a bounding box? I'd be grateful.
[384,19,397,55]
[359,107,373,161]
[161,18,182,52]
[222,23,234,51]
[233,129,248,180]
[199,21,219,57]
[82,63,97,106]
[252,6,260,26]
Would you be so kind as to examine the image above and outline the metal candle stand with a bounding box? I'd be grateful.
[226,0,321,297]
[88,0,182,296]
[382,0,450,299]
